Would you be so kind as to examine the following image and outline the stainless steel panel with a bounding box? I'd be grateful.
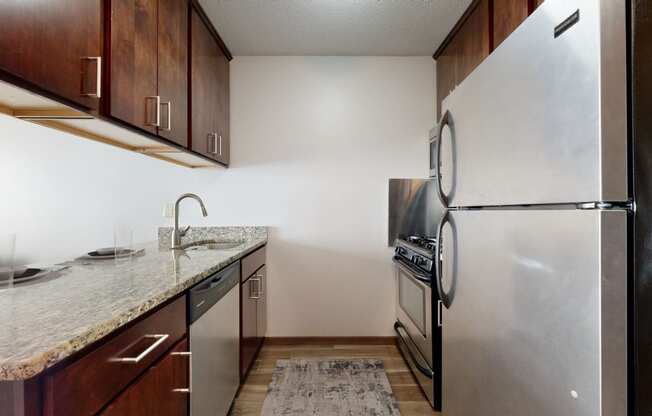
[439,0,627,207]
[440,209,627,416]
[600,211,628,415]
[388,179,443,245]
[190,285,240,416]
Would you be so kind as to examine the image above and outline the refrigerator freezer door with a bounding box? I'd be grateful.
[439,209,627,416]
[438,0,627,207]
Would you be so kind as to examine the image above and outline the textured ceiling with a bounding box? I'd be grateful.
[197,0,472,56]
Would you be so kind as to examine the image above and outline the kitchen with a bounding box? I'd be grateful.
[0,0,648,415]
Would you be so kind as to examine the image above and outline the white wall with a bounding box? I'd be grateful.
[0,56,435,336]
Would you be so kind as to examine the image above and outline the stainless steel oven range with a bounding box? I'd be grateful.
[393,235,441,410]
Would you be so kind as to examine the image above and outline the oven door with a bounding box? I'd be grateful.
[394,257,436,407]
[394,257,433,366]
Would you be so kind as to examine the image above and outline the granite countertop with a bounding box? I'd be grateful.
[0,227,267,381]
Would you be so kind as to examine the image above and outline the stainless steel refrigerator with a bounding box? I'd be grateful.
[434,0,629,415]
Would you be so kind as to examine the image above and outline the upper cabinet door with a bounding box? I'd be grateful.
[191,8,230,165]
[157,0,189,146]
[0,0,102,110]
[493,0,530,49]
[214,39,230,165]
[455,0,490,83]
[109,0,159,134]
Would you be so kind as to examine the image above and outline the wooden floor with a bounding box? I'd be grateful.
[229,340,440,416]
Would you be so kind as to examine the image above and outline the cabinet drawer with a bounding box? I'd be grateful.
[43,296,186,416]
[101,338,189,416]
[241,246,266,281]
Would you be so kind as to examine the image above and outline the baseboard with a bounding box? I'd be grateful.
[264,336,397,346]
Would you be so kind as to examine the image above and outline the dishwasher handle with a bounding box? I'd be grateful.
[188,261,240,324]
[194,275,224,293]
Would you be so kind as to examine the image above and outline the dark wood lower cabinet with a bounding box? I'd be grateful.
[43,297,185,416]
[240,247,267,380]
[241,275,259,379]
[256,266,268,344]
[101,338,189,416]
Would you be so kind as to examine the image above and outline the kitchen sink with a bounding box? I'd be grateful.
[178,239,245,251]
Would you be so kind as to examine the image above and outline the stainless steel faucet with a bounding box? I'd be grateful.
[171,193,208,249]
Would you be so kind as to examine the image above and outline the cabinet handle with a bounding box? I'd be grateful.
[218,134,223,156]
[110,334,169,363]
[173,388,191,394]
[255,274,264,297]
[249,277,261,299]
[81,56,102,98]
[171,351,192,393]
[207,133,217,154]
[145,96,161,127]
[161,101,172,131]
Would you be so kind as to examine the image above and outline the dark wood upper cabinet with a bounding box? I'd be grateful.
[493,0,530,49]
[100,339,189,416]
[532,0,545,11]
[0,0,102,111]
[191,7,230,165]
[109,0,189,145]
[157,0,189,146]
[435,0,490,116]
[456,0,491,84]
[109,0,159,135]
[436,38,458,117]
[434,0,546,116]
[215,42,231,165]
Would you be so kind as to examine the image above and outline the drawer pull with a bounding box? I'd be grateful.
[145,96,161,127]
[255,274,264,297]
[249,277,261,299]
[81,56,102,98]
[161,101,172,131]
[172,388,190,393]
[110,334,169,363]
[171,351,192,393]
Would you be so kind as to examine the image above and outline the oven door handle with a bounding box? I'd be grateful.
[394,321,433,379]
[392,256,432,283]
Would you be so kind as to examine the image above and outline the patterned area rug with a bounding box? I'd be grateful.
[260,359,401,416]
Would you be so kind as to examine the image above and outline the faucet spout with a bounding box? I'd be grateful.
[171,193,208,249]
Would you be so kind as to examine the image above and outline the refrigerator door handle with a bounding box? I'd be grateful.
[435,110,452,207]
[436,209,452,308]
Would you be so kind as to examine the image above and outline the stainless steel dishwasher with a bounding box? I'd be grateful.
[188,261,240,416]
